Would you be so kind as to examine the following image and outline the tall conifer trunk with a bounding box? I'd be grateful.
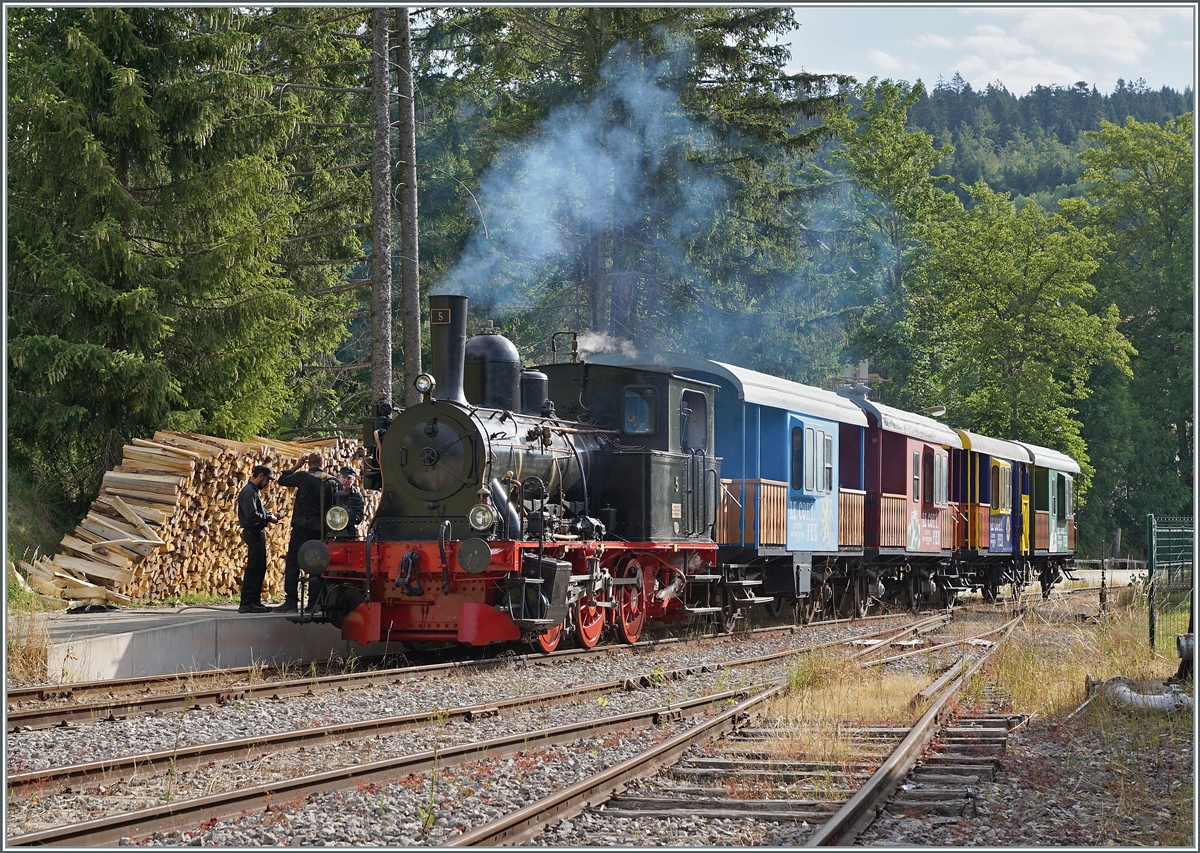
[395,7,422,400]
[370,7,393,404]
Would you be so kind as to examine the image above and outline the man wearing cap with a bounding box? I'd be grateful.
[333,466,365,540]
[276,453,337,612]
[237,465,280,613]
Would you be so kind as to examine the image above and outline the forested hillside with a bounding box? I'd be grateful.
[6,8,1192,560]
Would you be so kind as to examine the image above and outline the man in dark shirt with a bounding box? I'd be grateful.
[333,466,366,539]
[275,453,337,612]
[237,465,280,613]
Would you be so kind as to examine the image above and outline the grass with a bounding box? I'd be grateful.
[986,593,1181,719]
[127,592,239,609]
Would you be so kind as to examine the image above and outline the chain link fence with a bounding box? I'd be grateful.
[1147,515,1194,654]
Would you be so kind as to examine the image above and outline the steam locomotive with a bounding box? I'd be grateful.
[294,295,1078,649]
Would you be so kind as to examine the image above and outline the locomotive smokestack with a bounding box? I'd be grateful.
[429,294,468,405]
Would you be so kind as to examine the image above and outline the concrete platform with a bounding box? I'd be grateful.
[36,605,388,683]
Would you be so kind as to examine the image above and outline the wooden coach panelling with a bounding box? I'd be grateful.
[880,494,907,548]
[972,506,991,550]
[716,479,788,547]
[746,479,787,547]
[941,509,954,550]
[1034,511,1050,550]
[717,479,742,544]
[839,489,865,547]
[1068,519,1076,550]
[951,502,968,548]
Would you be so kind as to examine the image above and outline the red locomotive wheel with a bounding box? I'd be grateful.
[535,623,562,654]
[576,595,605,649]
[616,560,646,644]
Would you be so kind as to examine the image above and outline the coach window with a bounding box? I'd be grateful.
[623,387,656,435]
[790,427,804,489]
[824,433,834,492]
[922,450,934,503]
[1065,476,1074,518]
[680,391,707,452]
[912,451,920,502]
[805,428,816,491]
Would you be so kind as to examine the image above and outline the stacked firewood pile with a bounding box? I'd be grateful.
[16,430,377,605]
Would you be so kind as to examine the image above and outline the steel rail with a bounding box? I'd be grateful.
[6,684,772,847]
[803,611,1025,846]
[6,611,932,732]
[7,616,942,799]
[445,684,786,847]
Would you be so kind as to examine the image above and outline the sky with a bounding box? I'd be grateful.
[784,4,1196,95]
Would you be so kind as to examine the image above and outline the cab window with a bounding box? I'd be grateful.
[623,387,656,435]
[680,391,707,452]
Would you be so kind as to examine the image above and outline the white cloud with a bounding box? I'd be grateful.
[865,48,911,72]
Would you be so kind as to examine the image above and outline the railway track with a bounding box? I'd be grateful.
[7,615,947,803]
[445,614,1024,847]
[6,611,917,732]
[7,610,1016,847]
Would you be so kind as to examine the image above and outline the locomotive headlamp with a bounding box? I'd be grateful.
[468,502,496,532]
[414,373,436,396]
[325,505,350,531]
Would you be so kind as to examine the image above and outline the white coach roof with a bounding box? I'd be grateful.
[955,429,1031,462]
[584,352,868,426]
[837,388,962,448]
[1014,441,1082,474]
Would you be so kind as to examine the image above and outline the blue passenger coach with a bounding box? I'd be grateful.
[588,352,868,620]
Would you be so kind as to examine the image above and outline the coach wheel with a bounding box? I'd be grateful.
[534,622,563,654]
[765,596,786,619]
[719,588,739,633]
[576,595,605,649]
[616,560,646,644]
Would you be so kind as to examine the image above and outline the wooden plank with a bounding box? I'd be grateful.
[30,577,64,597]
[153,431,226,455]
[104,588,132,605]
[19,559,53,580]
[101,471,182,494]
[86,512,142,539]
[52,554,134,585]
[109,495,165,544]
[73,527,142,561]
[122,446,196,470]
[78,519,153,559]
[60,535,133,569]
[131,437,208,460]
[102,486,179,507]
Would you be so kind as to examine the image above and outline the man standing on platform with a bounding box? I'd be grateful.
[276,453,336,612]
[237,465,279,614]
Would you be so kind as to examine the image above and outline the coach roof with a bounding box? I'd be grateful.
[837,386,962,448]
[1014,441,1082,474]
[584,351,868,426]
[955,429,1031,462]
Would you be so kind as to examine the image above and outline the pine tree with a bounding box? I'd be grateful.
[7,8,301,501]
